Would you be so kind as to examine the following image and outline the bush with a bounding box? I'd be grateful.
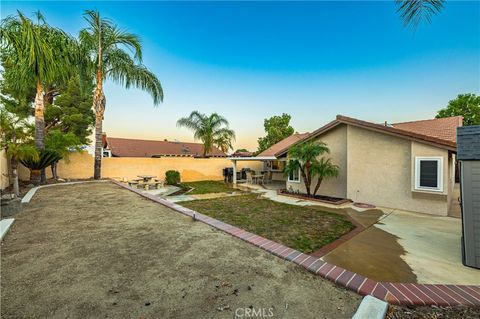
[165,170,181,185]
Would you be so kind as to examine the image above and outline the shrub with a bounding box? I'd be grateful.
[165,170,181,185]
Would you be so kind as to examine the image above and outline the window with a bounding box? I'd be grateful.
[269,160,285,171]
[415,157,443,192]
[288,168,300,183]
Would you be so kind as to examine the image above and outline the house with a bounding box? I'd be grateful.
[103,136,226,158]
[230,115,462,216]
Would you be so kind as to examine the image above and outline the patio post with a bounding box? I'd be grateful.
[232,160,237,184]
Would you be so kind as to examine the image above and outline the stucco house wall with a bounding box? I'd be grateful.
[286,124,348,198]
[285,124,453,216]
[348,127,450,216]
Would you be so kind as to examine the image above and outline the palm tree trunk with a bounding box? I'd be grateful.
[51,162,58,180]
[300,167,311,196]
[34,81,45,150]
[34,81,46,185]
[93,113,103,179]
[313,178,323,196]
[93,65,106,180]
[11,157,19,197]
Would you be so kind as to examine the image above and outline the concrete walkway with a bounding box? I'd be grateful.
[228,184,480,285]
[322,207,480,285]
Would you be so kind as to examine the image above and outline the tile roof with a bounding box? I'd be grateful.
[392,116,463,144]
[106,137,226,157]
[257,133,310,157]
[275,115,460,157]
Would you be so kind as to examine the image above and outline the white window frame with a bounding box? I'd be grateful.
[414,156,443,192]
[288,168,301,183]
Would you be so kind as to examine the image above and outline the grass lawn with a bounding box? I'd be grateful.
[180,180,238,195]
[180,194,355,253]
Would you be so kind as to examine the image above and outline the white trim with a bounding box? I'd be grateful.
[414,156,443,192]
[288,168,301,183]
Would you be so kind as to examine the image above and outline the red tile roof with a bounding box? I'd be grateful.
[275,115,460,157]
[106,137,226,157]
[392,116,463,144]
[257,133,310,157]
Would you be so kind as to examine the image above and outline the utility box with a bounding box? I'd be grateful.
[457,125,480,269]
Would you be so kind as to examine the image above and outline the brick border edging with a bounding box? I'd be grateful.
[110,179,480,307]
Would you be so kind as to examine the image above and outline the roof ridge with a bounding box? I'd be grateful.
[392,115,463,126]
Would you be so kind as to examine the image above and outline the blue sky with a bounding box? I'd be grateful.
[2,1,479,150]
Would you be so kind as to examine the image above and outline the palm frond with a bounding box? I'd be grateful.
[395,0,445,28]
[105,48,163,104]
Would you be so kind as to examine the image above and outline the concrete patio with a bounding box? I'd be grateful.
[241,184,480,285]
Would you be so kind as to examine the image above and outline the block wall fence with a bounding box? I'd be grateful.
[0,151,262,187]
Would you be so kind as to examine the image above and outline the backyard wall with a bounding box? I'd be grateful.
[1,149,9,190]
[16,151,262,183]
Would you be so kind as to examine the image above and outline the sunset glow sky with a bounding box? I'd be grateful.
[2,1,479,151]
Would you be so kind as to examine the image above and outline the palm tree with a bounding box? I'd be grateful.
[284,141,338,196]
[80,10,163,179]
[311,158,339,196]
[215,130,235,154]
[177,111,235,157]
[0,109,38,197]
[0,11,75,152]
[395,0,445,28]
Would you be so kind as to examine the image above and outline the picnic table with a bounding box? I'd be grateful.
[137,175,156,183]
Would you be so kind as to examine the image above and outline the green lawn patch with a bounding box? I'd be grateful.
[180,194,355,253]
[180,180,237,195]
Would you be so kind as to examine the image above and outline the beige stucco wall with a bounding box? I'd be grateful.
[18,152,263,182]
[286,124,348,198]
[347,126,450,216]
[285,124,453,216]
[1,149,9,190]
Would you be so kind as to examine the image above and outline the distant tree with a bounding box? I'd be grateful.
[395,0,445,28]
[257,113,294,153]
[235,148,249,153]
[44,76,95,145]
[284,141,339,197]
[80,10,163,179]
[177,111,235,157]
[436,94,480,126]
[45,130,81,180]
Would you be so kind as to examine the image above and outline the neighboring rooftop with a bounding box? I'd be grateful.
[105,137,226,157]
[392,116,463,144]
[257,133,310,157]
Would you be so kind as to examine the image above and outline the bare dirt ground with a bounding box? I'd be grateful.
[1,182,361,319]
[387,305,480,318]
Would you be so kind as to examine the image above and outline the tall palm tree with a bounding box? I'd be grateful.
[215,130,235,154]
[80,10,163,179]
[0,11,75,152]
[177,111,235,157]
[395,0,445,28]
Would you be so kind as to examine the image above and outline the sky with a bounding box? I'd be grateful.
[2,1,479,151]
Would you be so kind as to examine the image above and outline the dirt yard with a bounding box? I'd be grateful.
[1,182,361,319]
